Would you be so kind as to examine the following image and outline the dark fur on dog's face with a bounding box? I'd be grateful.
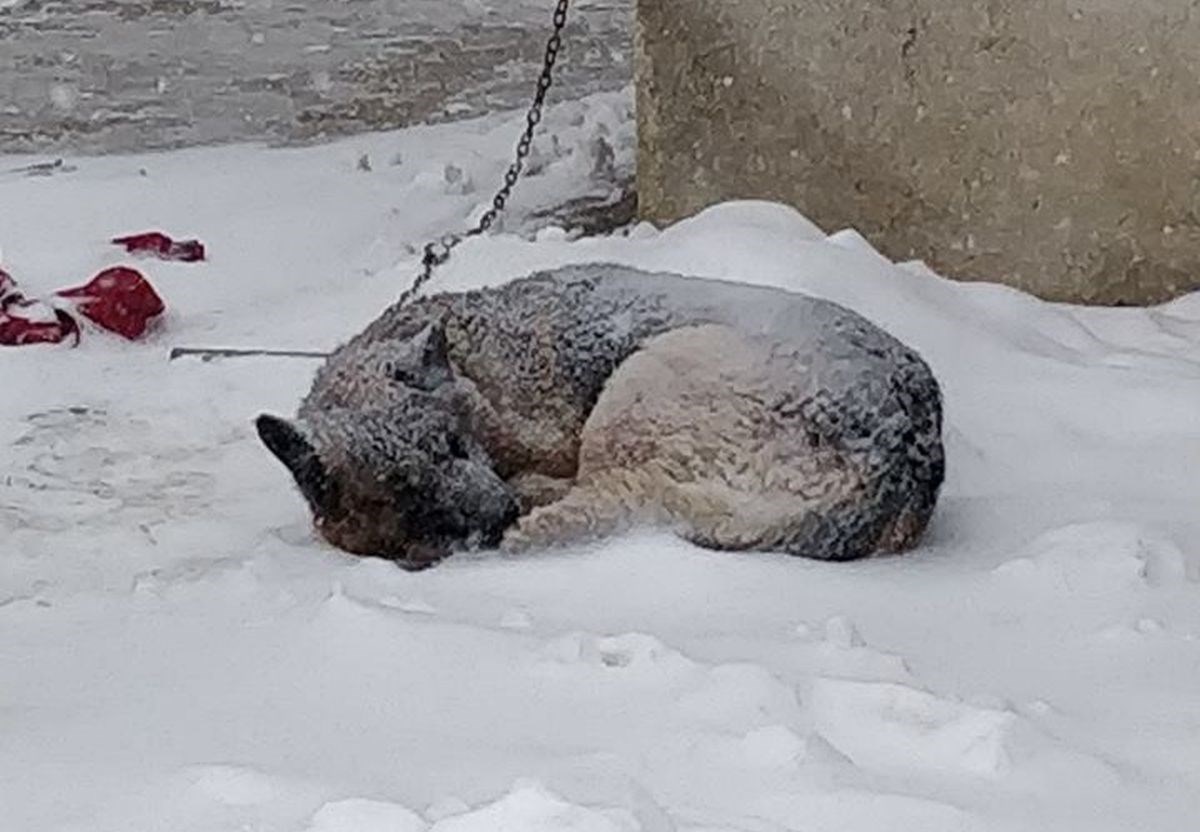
[256,324,518,568]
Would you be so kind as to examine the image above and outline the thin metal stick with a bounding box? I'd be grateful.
[168,346,331,361]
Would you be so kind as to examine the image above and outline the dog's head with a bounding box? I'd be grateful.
[256,323,518,567]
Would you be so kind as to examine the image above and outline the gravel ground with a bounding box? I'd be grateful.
[0,0,632,155]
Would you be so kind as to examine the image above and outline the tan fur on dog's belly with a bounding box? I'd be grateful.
[505,325,866,554]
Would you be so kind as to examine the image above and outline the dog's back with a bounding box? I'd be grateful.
[317,264,939,451]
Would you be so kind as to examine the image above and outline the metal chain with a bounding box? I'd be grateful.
[397,0,571,308]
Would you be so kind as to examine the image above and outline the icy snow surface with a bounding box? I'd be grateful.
[2,91,1199,832]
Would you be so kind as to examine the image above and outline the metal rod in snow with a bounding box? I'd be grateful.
[168,346,331,362]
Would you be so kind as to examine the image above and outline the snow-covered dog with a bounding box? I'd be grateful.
[256,264,944,568]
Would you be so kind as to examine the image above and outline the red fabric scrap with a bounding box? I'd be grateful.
[56,266,166,340]
[112,231,206,263]
[0,268,80,347]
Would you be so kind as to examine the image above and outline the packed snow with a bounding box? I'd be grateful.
[2,90,1199,832]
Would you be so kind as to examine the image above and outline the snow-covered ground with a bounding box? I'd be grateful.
[2,91,1199,832]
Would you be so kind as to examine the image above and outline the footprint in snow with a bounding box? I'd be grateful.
[3,406,216,531]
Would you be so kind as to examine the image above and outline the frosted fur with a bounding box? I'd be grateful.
[260,264,944,565]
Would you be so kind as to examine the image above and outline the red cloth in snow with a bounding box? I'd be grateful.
[0,268,80,347]
[56,267,166,340]
[112,231,206,262]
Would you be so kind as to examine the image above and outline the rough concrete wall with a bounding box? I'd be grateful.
[636,0,1200,304]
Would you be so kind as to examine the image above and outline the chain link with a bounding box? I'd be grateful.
[397,0,571,308]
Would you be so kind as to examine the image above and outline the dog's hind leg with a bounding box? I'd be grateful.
[500,474,642,552]
[500,464,746,553]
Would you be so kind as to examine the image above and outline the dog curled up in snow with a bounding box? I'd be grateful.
[256,264,944,569]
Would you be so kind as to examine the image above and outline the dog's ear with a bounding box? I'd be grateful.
[408,322,453,388]
[255,414,337,512]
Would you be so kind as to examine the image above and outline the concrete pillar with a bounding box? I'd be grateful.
[635,0,1200,304]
